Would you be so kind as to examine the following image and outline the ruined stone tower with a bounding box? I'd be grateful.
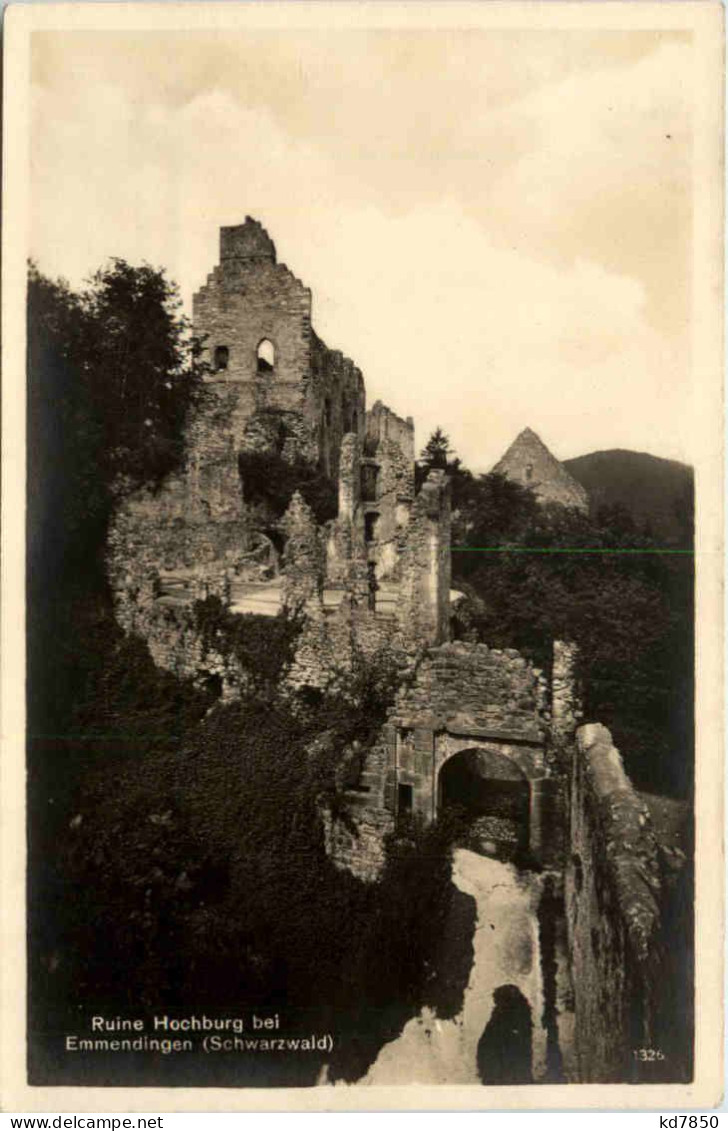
[193,217,365,481]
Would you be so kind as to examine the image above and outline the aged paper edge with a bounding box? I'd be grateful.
[2,0,724,1112]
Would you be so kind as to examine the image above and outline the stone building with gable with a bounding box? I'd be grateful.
[492,426,589,512]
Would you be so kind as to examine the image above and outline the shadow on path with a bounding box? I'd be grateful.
[477,984,533,1085]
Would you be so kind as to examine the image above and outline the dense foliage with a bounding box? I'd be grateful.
[28,262,460,1085]
[192,597,305,695]
[27,260,205,588]
[30,598,459,1085]
[238,447,338,526]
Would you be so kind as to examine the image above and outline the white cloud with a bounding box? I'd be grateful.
[29,31,695,470]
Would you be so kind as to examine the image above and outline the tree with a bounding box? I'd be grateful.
[417,427,475,523]
[419,426,452,470]
[27,259,206,588]
[82,259,205,491]
[454,471,540,551]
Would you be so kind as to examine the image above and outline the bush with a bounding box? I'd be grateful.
[192,597,304,695]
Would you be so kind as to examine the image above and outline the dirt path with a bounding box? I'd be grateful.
[361,849,548,1085]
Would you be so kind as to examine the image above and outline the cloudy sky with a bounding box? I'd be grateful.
[30,25,695,470]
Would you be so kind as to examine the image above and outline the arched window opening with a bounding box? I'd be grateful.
[199,671,223,699]
[361,464,379,503]
[525,464,533,482]
[257,339,275,374]
[214,345,229,372]
[364,512,379,544]
[367,561,379,611]
[325,397,332,427]
[397,783,414,816]
[352,410,359,435]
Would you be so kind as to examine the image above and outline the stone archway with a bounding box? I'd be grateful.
[438,746,530,861]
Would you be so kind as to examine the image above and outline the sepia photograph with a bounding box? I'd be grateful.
[2,0,723,1112]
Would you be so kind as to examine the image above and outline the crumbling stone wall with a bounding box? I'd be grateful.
[107,442,250,628]
[360,401,416,582]
[285,601,406,691]
[399,469,452,646]
[319,726,396,882]
[310,333,366,482]
[394,642,548,733]
[566,723,663,1082]
[280,492,324,609]
[116,600,248,698]
[321,806,395,884]
[365,400,415,463]
[551,640,581,764]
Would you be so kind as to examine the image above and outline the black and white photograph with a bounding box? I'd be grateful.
[3,0,723,1111]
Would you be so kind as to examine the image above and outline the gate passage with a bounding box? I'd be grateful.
[438,747,530,862]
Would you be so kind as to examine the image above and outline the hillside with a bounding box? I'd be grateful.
[564,449,694,546]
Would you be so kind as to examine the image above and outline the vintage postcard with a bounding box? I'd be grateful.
[2,0,724,1113]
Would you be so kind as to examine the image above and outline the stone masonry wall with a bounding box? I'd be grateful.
[115,598,249,699]
[394,642,548,737]
[285,601,407,691]
[365,400,415,463]
[566,723,663,1082]
[363,403,416,584]
[311,334,366,483]
[194,219,365,475]
[323,639,551,879]
[399,469,452,646]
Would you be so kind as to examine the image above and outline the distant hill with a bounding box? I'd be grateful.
[563,449,694,546]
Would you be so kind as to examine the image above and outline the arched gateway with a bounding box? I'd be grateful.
[382,712,548,862]
[438,746,530,860]
[323,643,575,879]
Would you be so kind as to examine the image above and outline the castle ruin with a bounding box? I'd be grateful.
[107,219,681,1083]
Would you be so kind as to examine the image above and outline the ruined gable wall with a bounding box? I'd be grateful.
[193,221,367,475]
[493,429,589,512]
[566,723,664,1082]
[285,602,407,692]
[194,259,316,459]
